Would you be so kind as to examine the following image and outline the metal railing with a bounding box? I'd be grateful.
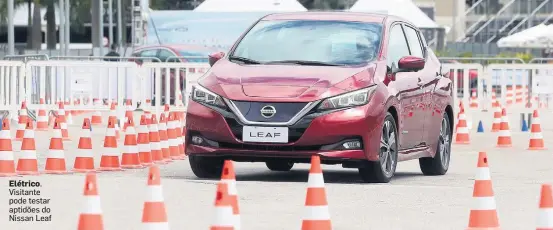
[507,0,552,36]
[529,58,553,64]
[486,14,522,43]
[165,56,210,63]
[458,15,488,42]
[50,56,162,62]
[2,54,49,62]
[468,0,518,42]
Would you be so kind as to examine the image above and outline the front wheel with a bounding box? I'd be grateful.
[419,112,451,175]
[358,112,398,183]
[189,155,224,179]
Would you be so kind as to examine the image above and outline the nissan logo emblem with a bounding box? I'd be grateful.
[260,105,276,118]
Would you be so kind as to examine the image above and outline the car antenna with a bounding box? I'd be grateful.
[148,9,163,45]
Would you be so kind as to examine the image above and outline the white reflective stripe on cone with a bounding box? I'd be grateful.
[102,147,120,156]
[474,167,491,180]
[76,149,94,157]
[146,185,164,202]
[19,150,38,159]
[498,130,511,136]
[105,128,116,136]
[531,132,544,139]
[472,197,497,210]
[81,131,92,138]
[82,196,102,214]
[47,149,65,158]
[138,144,151,152]
[307,173,325,188]
[303,206,331,220]
[0,152,15,160]
[142,222,170,229]
[23,131,35,138]
[220,179,238,195]
[537,208,553,228]
[212,207,234,227]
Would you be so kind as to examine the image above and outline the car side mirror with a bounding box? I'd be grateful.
[208,52,225,67]
[395,56,425,73]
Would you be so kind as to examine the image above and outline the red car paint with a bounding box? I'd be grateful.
[185,12,454,180]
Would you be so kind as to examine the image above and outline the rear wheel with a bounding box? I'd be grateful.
[419,112,451,175]
[358,112,398,183]
[189,155,224,179]
[265,160,294,171]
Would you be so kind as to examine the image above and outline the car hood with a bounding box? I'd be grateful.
[199,60,375,102]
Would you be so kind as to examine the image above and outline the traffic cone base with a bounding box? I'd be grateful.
[16,158,39,175]
[0,161,16,177]
[99,156,122,171]
[44,158,69,174]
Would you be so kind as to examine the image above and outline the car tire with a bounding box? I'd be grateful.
[189,155,224,179]
[265,160,294,171]
[358,112,398,183]
[419,112,451,175]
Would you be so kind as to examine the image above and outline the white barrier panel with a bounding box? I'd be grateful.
[25,60,139,111]
[441,63,486,108]
[487,64,553,109]
[140,62,210,112]
[0,61,25,115]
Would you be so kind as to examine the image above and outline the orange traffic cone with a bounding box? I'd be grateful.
[491,106,502,132]
[469,89,479,109]
[221,160,240,229]
[77,173,104,230]
[528,110,546,150]
[467,152,499,230]
[210,182,234,230]
[175,113,186,160]
[15,102,28,141]
[148,115,165,164]
[142,166,169,229]
[121,116,143,169]
[123,100,133,132]
[99,117,121,171]
[158,114,172,163]
[36,98,49,131]
[302,155,332,230]
[0,119,16,176]
[497,108,512,147]
[167,113,180,160]
[91,111,103,126]
[455,109,470,144]
[16,120,39,175]
[74,118,96,172]
[536,184,553,230]
[138,115,154,166]
[57,102,70,140]
[44,118,68,174]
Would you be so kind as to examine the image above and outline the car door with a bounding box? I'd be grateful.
[387,23,424,149]
[402,25,436,146]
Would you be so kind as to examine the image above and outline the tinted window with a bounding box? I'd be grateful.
[158,49,177,62]
[403,26,424,58]
[386,25,410,67]
[178,51,210,63]
[231,20,382,66]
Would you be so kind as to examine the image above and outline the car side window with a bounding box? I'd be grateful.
[403,26,424,58]
[140,49,159,62]
[158,49,178,62]
[386,24,411,68]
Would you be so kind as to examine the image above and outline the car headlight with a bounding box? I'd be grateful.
[191,85,226,108]
[317,86,377,110]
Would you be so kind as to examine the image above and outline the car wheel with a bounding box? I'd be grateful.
[189,155,224,179]
[419,112,451,175]
[358,112,398,183]
[265,160,294,171]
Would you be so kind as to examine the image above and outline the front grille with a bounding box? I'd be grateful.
[231,101,309,123]
[217,142,321,151]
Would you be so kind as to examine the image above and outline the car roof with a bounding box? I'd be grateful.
[133,44,218,52]
[261,11,387,24]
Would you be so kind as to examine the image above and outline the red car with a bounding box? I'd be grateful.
[185,12,454,183]
[131,44,216,105]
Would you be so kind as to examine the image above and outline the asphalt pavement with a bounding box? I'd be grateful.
[0,106,552,230]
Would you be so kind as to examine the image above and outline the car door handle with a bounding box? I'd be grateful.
[417,78,423,87]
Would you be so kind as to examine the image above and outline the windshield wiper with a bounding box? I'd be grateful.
[228,56,263,64]
[265,60,344,66]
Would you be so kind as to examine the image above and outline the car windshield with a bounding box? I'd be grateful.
[230,20,382,66]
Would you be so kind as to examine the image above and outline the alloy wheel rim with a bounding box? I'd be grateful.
[379,120,397,176]
[439,117,451,168]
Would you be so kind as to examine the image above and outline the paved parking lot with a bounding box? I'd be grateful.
[0,107,552,229]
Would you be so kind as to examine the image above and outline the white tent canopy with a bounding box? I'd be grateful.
[348,0,440,29]
[194,0,307,12]
[497,23,553,48]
